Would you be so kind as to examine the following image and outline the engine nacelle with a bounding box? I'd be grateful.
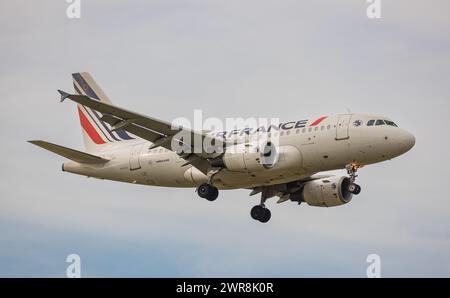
[221,142,278,172]
[301,176,353,207]
[220,142,301,173]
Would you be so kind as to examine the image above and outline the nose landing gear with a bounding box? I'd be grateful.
[348,183,361,195]
[346,163,362,195]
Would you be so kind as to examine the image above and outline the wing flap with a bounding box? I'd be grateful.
[249,174,335,203]
[60,91,228,154]
[59,90,231,174]
[59,91,178,135]
[101,114,165,143]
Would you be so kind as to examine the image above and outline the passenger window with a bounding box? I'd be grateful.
[327,125,331,130]
[296,129,300,134]
[321,126,324,131]
[286,130,291,135]
[280,131,284,136]
[375,119,385,126]
[302,128,306,133]
[314,127,318,131]
[367,120,375,126]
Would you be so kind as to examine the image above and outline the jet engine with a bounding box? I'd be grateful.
[217,141,277,172]
[293,176,353,207]
[215,142,301,173]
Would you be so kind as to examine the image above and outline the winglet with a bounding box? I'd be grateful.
[57,89,70,102]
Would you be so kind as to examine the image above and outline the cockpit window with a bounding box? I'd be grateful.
[385,120,398,127]
[367,119,397,127]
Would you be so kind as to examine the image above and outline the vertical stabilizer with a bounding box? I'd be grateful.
[71,72,133,153]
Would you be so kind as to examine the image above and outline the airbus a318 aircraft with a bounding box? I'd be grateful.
[29,72,415,223]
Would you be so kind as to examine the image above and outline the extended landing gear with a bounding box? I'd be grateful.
[346,163,362,195]
[197,183,219,201]
[348,183,361,195]
[250,188,272,223]
[251,205,271,223]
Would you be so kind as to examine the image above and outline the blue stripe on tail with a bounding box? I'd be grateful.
[72,73,99,99]
[72,73,134,141]
[115,129,133,140]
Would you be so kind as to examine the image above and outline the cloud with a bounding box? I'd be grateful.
[1,0,450,277]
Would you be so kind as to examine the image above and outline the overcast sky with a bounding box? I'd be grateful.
[1,0,449,277]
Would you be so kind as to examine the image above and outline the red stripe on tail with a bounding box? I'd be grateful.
[309,116,328,126]
[77,106,106,144]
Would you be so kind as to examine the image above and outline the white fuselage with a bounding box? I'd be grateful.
[62,113,415,189]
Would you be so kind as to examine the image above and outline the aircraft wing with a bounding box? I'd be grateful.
[58,90,228,174]
[249,174,334,203]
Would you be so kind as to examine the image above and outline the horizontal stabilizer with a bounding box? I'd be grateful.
[57,89,70,102]
[28,140,109,164]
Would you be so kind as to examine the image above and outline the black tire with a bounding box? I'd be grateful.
[348,183,356,193]
[251,205,263,220]
[197,183,211,198]
[206,187,219,201]
[259,208,271,223]
[197,183,219,201]
[353,184,362,195]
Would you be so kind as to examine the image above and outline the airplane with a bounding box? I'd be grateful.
[29,72,416,223]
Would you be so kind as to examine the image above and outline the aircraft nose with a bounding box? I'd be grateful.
[398,130,416,153]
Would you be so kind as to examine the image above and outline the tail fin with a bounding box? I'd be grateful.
[71,72,133,153]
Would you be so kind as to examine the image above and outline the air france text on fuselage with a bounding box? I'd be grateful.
[214,119,310,138]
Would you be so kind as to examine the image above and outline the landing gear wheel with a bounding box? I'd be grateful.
[348,183,356,193]
[352,184,361,195]
[197,183,219,201]
[346,163,362,195]
[348,183,361,195]
[197,184,210,198]
[251,205,263,220]
[250,205,271,223]
[259,208,271,223]
[206,187,219,201]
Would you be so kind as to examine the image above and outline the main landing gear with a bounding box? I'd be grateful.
[197,183,219,201]
[196,181,272,222]
[346,163,362,195]
[251,204,271,223]
[250,188,272,223]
